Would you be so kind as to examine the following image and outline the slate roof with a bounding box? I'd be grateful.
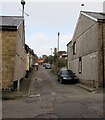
[81,11,105,21]
[0,16,23,30]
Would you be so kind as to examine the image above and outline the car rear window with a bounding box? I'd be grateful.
[62,70,69,75]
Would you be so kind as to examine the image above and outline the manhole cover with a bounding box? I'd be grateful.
[35,113,58,118]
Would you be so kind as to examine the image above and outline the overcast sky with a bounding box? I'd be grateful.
[0,0,104,57]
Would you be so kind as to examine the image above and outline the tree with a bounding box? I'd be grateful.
[58,58,67,68]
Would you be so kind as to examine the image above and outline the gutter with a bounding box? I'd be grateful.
[0,26,17,31]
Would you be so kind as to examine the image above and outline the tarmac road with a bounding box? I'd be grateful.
[2,65,104,118]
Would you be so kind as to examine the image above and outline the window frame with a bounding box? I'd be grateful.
[73,41,76,55]
[78,57,82,74]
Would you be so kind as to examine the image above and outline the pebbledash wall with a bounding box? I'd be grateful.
[1,16,26,91]
[98,22,105,88]
[0,28,2,91]
[13,19,26,89]
[67,11,105,88]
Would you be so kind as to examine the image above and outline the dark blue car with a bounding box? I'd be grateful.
[57,68,78,84]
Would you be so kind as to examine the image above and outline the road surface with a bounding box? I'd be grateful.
[2,65,104,118]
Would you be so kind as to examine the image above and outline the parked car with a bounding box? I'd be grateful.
[57,68,78,84]
[43,63,47,67]
[45,63,52,69]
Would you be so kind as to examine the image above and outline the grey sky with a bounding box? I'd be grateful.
[0,0,104,57]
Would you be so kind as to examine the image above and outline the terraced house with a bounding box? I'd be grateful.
[67,11,105,88]
[25,44,38,77]
[1,16,26,91]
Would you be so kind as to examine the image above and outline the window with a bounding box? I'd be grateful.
[78,57,82,74]
[73,41,76,55]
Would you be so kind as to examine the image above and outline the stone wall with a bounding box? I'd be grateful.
[2,30,17,90]
[2,21,26,90]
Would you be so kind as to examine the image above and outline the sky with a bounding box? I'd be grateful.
[0,0,104,57]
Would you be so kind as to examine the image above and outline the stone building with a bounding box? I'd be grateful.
[67,11,105,88]
[1,16,26,91]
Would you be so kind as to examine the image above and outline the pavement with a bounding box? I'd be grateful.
[2,68,36,100]
[76,83,104,93]
[19,69,35,95]
[17,68,37,97]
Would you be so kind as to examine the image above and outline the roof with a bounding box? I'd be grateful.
[0,16,23,30]
[67,11,105,46]
[81,11,105,22]
[38,58,44,63]
[67,40,72,46]
[58,51,67,54]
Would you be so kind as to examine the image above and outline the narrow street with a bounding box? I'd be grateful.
[2,65,103,118]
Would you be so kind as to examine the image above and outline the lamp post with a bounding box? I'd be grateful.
[21,0,25,34]
[21,0,25,35]
[21,0,25,17]
[81,3,84,11]
[17,0,26,91]
[21,0,25,42]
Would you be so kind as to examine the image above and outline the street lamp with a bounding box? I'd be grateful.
[17,0,26,91]
[81,3,84,11]
[21,0,25,34]
[21,0,25,17]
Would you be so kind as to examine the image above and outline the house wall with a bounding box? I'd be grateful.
[14,21,26,82]
[2,21,26,90]
[32,54,36,67]
[29,54,33,70]
[25,52,30,71]
[73,14,96,40]
[2,30,17,89]
[98,23,105,87]
[0,31,2,91]
[67,14,99,87]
